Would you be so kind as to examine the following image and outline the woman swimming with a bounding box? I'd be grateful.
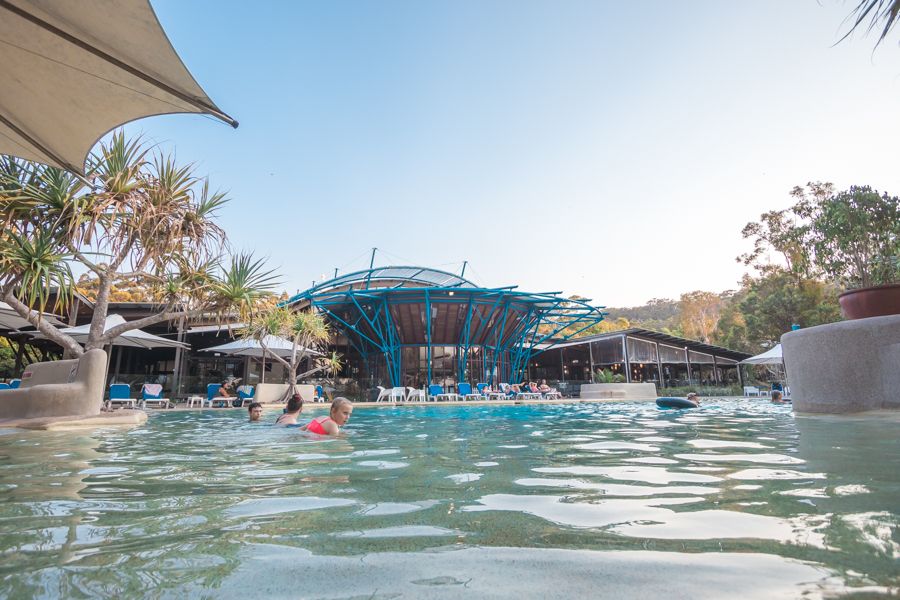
[275,394,303,425]
[301,397,353,435]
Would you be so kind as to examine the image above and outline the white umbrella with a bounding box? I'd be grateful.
[0,0,236,174]
[0,301,64,330]
[201,335,301,358]
[740,344,783,365]
[32,313,188,349]
[202,336,320,384]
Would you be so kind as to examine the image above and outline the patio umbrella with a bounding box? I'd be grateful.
[740,344,783,365]
[0,301,64,330]
[32,313,188,349]
[202,336,320,384]
[0,0,237,175]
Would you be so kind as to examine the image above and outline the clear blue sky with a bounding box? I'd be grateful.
[126,0,900,306]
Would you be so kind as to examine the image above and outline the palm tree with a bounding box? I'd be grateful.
[842,0,900,47]
[0,132,279,356]
[244,306,342,403]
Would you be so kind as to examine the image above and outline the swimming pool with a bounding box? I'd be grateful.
[0,400,897,598]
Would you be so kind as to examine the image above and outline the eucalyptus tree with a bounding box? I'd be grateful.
[243,306,342,402]
[0,132,278,357]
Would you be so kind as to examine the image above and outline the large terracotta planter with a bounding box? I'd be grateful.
[838,283,900,320]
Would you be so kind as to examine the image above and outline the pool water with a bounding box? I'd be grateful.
[0,401,897,598]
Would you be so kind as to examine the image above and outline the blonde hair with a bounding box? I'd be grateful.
[330,396,352,415]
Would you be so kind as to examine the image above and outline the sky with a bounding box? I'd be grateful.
[122,0,900,307]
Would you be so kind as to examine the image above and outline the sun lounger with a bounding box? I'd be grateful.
[429,384,458,402]
[458,382,482,401]
[236,385,255,406]
[108,383,136,410]
[141,383,172,409]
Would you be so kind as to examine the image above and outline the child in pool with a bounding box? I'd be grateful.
[300,397,353,435]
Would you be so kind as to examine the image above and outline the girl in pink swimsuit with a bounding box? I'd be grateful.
[302,397,353,435]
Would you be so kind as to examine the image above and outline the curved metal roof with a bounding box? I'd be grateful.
[287,266,477,304]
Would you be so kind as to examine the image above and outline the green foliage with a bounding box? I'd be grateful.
[737,271,841,347]
[606,298,679,332]
[593,368,625,384]
[0,339,15,378]
[662,385,742,397]
[801,185,900,288]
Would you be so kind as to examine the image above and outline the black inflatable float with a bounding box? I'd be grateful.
[656,397,699,409]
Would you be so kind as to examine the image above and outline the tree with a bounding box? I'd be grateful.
[677,291,726,344]
[841,0,900,47]
[243,307,342,402]
[737,271,841,349]
[0,133,278,356]
[798,185,900,288]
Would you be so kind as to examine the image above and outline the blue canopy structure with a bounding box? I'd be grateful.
[286,266,606,388]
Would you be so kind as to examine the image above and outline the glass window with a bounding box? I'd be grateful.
[689,350,715,364]
[626,338,658,363]
[590,338,624,364]
[659,344,687,363]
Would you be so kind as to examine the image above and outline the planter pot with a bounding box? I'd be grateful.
[838,283,900,320]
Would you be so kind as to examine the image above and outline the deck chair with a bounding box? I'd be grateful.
[389,386,406,402]
[207,383,226,407]
[458,382,481,401]
[407,387,426,401]
[429,384,458,402]
[236,385,255,407]
[0,383,9,390]
[9,378,21,389]
[141,383,172,409]
[108,383,136,409]
[743,386,760,397]
[375,386,390,402]
[314,385,327,403]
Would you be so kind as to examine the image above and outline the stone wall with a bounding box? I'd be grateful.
[782,314,900,413]
[579,383,658,400]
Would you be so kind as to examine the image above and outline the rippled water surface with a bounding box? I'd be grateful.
[0,401,898,598]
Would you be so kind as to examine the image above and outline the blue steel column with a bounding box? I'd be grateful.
[425,290,432,385]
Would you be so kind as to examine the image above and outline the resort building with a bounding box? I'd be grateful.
[1,266,751,399]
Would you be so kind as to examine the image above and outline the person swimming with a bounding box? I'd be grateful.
[275,394,303,425]
[301,397,353,435]
[248,402,263,422]
[686,392,701,406]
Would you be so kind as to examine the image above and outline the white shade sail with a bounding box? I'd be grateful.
[202,336,319,359]
[33,313,189,349]
[0,0,237,174]
[0,301,64,330]
[740,344,783,365]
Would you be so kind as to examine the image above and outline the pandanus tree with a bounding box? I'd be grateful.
[243,306,342,403]
[0,132,278,356]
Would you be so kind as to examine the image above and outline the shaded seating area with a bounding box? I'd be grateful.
[141,383,172,409]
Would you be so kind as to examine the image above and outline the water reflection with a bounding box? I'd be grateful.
[0,403,896,597]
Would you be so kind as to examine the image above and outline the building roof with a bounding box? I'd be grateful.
[541,328,751,362]
[287,266,478,305]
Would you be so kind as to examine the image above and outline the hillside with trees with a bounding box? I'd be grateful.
[570,182,897,354]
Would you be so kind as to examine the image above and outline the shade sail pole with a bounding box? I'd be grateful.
[0,0,238,129]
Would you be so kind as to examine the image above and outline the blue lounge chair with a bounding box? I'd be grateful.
[207,383,225,407]
[429,384,457,402]
[141,383,172,409]
[0,383,9,390]
[9,379,20,389]
[236,385,255,407]
[109,383,136,409]
[457,382,481,401]
[315,385,325,402]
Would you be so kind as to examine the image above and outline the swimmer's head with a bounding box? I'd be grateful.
[771,391,783,402]
[286,394,303,413]
[330,397,353,425]
[248,402,263,421]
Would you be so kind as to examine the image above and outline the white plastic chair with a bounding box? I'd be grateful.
[743,386,760,397]
[375,386,390,402]
[389,386,406,402]
[407,387,426,402]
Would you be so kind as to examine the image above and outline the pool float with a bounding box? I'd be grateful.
[656,397,699,409]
